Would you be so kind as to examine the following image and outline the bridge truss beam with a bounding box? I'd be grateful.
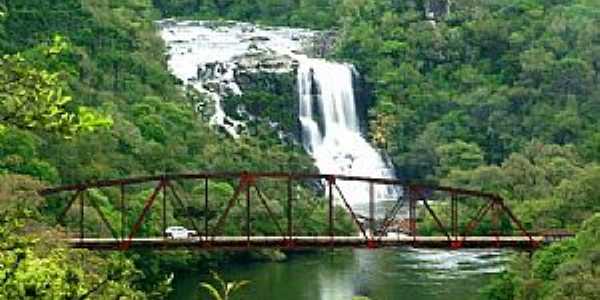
[41,172,539,250]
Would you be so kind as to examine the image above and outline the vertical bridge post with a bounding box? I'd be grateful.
[162,179,167,238]
[409,186,417,243]
[451,193,461,249]
[367,181,377,248]
[120,184,126,241]
[80,190,85,241]
[204,177,209,241]
[246,177,251,246]
[287,176,293,246]
[328,175,335,244]
[369,182,375,237]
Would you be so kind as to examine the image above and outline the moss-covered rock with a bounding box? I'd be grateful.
[224,70,300,141]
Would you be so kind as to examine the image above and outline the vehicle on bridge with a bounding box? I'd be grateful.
[165,226,197,239]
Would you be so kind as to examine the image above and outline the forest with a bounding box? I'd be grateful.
[1,0,599,299]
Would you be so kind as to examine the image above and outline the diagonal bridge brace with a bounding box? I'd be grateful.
[210,174,249,237]
[121,180,166,250]
[333,183,369,243]
[253,185,286,237]
[166,182,202,238]
[422,199,452,242]
[88,192,120,241]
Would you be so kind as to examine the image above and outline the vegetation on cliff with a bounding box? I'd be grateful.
[1,0,599,299]
[151,0,339,29]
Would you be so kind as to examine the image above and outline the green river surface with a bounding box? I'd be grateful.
[169,248,510,300]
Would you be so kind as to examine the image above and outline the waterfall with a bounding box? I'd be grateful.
[297,58,398,208]
[158,20,398,209]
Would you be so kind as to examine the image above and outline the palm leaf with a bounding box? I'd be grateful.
[200,282,223,300]
[231,280,250,293]
[210,270,227,293]
[225,280,250,299]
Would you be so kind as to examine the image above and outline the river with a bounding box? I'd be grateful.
[169,248,509,300]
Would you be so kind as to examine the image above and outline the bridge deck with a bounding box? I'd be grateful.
[66,236,545,250]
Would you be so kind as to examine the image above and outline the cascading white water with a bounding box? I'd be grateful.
[297,58,398,207]
[158,20,398,209]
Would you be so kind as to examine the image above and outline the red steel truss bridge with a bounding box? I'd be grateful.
[39,172,571,251]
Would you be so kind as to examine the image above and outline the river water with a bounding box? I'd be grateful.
[169,249,508,300]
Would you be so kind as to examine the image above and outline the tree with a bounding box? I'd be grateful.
[0,36,111,136]
[0,4,6,46]
[484,214,600,300]
[0,173,179,298]
[0,129,60,183]
[435,140,484,177]
[213,0,234,16]
[0,215,147,299]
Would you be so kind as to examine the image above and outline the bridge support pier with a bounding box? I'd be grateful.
[286,177,294,247]
[409,187,417,244]
[80,191,85,241]
[328,176,334,246]
[368,182,375,238]
[246,180,251,246]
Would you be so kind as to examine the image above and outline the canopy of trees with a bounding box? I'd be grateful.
[0,36,111,136]
[334,0,600,183]
[1,0,599,299]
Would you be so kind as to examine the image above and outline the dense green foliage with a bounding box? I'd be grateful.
[482,213,600,300]
[0,37,111,136]
[334,0,600,182]
[152,0,339,29]
[1,0,600,299]
[441,142,599,230]
[0,175,167,299]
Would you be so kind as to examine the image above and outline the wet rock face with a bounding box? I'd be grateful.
[307,31,337,58]
[225,69,300,142]
[158,20,315,138]
[425,0,450,20]
[352,71,374,136]
[234,47,297,73]
[158,20,367,147]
